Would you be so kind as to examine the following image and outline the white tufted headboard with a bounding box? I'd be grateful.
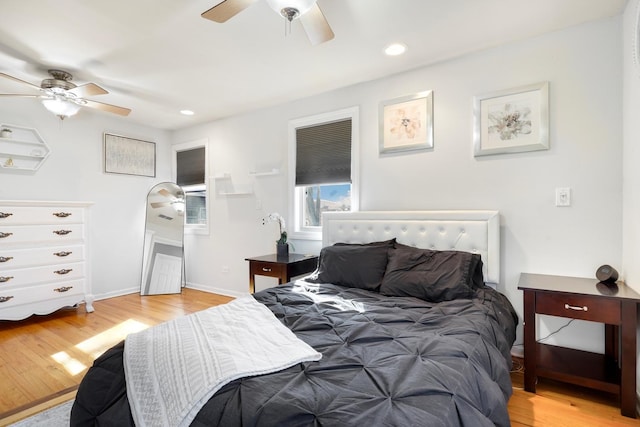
[322,210,500,288]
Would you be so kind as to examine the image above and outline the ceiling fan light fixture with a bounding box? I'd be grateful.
[41,97,81,119]
[266,0,317,20]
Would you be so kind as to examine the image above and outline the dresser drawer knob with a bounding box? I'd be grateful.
[54,269,73,275]
[53,251,72,257]
[0,212,13,219]
[0,256,13,263]
[0,232,13,239]
[52,212,72,218]
[262,267,272,272]
[564,303,588,312]
[53,230,72,236]
[54,286,73,293]
[0,276,14,283]
[0,296,14,303]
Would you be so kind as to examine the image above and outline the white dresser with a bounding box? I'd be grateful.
[0,200,94,320]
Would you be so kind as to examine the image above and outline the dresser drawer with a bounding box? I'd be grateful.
[0,262,84,288]
[0,279,84,309]
[536,291,621,324]
[0,245,84,268]
[0,206,85,225]
[0,224,84,245]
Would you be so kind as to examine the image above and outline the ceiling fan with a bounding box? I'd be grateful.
[151,188,186,214]
[0,69,131,120]
[202,0,334,46]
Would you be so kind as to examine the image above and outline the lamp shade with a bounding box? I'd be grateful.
[41,97,81,118]
[265,0,317,17]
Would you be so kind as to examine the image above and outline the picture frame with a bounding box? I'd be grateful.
[104,133,156,177]
[473,82,549,157]
[379,90,433,155]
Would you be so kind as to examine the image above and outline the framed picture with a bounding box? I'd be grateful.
[379,90,433,154]
[473,82,549,157]
[104,133,156,177]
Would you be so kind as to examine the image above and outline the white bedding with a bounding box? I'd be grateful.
[123,296,322,427]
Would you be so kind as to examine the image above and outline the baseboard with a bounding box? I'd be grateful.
[185,282,244,298]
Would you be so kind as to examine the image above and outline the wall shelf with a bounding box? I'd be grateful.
[0,124,50,172]
[248,168,280,177]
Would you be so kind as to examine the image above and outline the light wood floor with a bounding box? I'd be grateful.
[0,288,638,426]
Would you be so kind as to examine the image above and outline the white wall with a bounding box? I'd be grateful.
[175,17,624,353]
[623,0,640,292]
[622,0,640,408]
[0,100,172,298]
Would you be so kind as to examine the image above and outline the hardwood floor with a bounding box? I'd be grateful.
[0,288,638,426]
[0,288,232,422]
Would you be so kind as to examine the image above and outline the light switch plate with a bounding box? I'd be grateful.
[555,187,571,207]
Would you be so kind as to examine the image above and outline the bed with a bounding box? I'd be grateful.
[71,210,517,426]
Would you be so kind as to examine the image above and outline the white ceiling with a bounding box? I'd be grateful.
[0,0,627,130]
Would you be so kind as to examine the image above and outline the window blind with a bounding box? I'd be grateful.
[176,147,205,186]
[295,119,352,186]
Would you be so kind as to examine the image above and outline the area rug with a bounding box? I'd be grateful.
[6,400,72,427]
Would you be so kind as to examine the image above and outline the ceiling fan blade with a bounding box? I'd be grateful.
[201,0,259,23]
[300,3,334,46]
[82,99,131,116]
[68,82,108,98]
[0,72,42,91]
[151,202,172,208]
[0,93,41,98]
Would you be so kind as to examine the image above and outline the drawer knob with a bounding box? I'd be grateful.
[0,256,13,263]
[262,267,272,272]
[0,276,14,283]
[0,296,14,303]
[54,269,73,275]
[54,286,73,293]
[52,212,72,218]
[565,303,588,312]
[53,230,72,236]
[53,251,72,257]
[0,212,13,219]
[0,232,13,239]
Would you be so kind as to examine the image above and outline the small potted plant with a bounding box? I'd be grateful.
[264,212,289,259]
[0,128,12,138]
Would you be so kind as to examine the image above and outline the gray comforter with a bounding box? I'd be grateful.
[71,282,517,426]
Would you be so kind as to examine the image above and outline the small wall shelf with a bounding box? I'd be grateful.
[248,168,280,177]
[213,173,253,196]
[0,124,50,172]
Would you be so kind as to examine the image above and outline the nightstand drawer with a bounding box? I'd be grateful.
[536,292,620,324]
[250,261,285,278]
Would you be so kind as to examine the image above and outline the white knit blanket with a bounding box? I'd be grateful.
[123,296,322,427]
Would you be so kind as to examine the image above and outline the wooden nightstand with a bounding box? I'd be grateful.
[245,253,318,294]
[518,273,640,418]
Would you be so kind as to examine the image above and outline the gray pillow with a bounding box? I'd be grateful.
[307,239,395,291]
[380,245,484,302]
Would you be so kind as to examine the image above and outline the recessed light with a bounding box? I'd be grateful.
[384,43,407,56]
[180,110,194,116]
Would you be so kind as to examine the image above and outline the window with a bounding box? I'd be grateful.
[173,139,209,234]
[288,107,359,240]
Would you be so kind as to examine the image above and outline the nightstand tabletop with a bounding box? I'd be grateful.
[518,272,640,301]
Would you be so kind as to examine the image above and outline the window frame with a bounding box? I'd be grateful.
[288,106,359,241]
[172,138,209,235]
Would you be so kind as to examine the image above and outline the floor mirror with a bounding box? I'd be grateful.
[140,182,185,295]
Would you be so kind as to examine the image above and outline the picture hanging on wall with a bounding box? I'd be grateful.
[379,90,433,155]
[104,133,156,177]
[473,82,549,157]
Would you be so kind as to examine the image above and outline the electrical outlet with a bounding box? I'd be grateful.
[555,187,571,207]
